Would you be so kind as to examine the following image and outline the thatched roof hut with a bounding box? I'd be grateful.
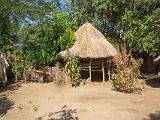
[57,23,117,82]
[153,55,160,65]
[58,23,117,59]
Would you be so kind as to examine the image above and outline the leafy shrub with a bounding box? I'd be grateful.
[12,48,24,81]
[12,48,34,81]
[112,48,144,93]
[65,53,81,87]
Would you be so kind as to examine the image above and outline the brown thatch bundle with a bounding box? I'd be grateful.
[57,23,117,59]
[153,55,160,65]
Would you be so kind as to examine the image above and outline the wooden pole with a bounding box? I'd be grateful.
[108,60,111,80]
[89,59,92,82]
[102,60,105,82]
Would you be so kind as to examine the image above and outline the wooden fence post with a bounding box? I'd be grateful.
[102,60,105,82]
[89,60,92,82]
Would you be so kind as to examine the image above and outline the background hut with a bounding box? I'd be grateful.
[153,55,160,76]
[57,23,117,82]
[153,55,160,65]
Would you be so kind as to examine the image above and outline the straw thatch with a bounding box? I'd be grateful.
[57,23,117,59]
[153,55,160,65]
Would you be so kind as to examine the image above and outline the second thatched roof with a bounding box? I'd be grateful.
[57,23,117,59]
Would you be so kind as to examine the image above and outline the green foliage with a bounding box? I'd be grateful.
[118,2,160,55]
[18,24,57,66]
[65,53,81,87]
[18,11,77,66]
[0,0,52,52]
[11,10,77,81]
[52,11,77,50]
[112,48,144,93]
[69,0,160,55]
[58,28,75,49]
[12,48,24,81]
[0,0,77,82]
[0,0,55,81]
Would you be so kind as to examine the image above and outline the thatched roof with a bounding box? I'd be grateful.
[153,55,160,65]
[57,23,117,59]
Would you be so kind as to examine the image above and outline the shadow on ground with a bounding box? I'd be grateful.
[0,83,21,93]
[36,105,78,120]
[0,95,14,116]
[145,77,160,88]
[144,111,160,120]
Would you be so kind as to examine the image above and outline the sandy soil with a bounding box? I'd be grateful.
[0,78,160,120]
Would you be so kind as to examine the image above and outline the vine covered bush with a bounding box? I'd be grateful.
[112,48,144,93]
[65,53,81,87]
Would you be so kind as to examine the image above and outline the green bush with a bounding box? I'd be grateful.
[65,53,81,87]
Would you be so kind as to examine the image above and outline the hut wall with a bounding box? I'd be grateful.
[80,59,113,82]
[133,53,155,74]
[146,56,154,73]
[140,55,154,74]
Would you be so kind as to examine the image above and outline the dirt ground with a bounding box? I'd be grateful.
[0,76,160,120]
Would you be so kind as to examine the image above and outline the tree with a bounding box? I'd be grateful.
[120,2,160,55]
[18,11,77,66]
[68,0,160,55]
[0,0,52,52]
[12,9,77,80]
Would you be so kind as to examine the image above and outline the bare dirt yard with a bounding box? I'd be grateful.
[0,76,160,120]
